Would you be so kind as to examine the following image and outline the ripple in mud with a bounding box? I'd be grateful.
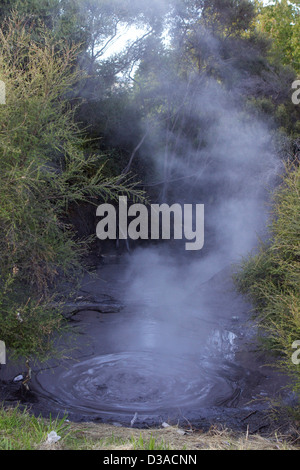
[33,351,241,420]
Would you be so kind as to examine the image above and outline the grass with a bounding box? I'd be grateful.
[234,161,300,393]
[131,434,171,450]
[0,406,70,450]
[0,406,299,450]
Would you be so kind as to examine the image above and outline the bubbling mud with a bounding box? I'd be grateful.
[14,260,289,428]
[33,351,243,420]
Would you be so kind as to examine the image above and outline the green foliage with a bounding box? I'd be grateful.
[0,405,70,450]
[245,97,300,137]
[0,0,89,49]
[131,433,170,450]
[256,0,300,74]
[0,15,142,358]
[202,0,257,37]
[0,287,65,360]
[234,161,300,390]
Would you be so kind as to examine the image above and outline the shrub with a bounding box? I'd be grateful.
[0,15,141,359]
[234,160,300,390]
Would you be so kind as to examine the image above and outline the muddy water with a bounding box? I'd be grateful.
[8,253,288,431]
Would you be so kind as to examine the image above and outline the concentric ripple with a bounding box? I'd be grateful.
[34,351,239,419]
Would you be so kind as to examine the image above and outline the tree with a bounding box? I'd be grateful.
[255,0,300,74]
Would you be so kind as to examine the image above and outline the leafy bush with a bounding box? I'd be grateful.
[0,15,140,359]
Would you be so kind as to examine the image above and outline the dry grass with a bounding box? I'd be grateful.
[44,422,300,451]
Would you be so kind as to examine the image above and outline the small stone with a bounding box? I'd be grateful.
[13,375,24,383]
[47,431,61,443]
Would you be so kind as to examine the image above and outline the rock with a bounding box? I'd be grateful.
[47,431,61,443]
[13,375,24,383]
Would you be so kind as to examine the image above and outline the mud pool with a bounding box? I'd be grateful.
[0,251,293,432]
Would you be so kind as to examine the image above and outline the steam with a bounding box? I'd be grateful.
[113,29,281,366]
[86,8,283,410]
